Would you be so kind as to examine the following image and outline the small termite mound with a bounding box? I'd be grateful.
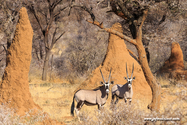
[158,42,187,80]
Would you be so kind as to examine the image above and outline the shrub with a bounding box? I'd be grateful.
[76,101,186,125]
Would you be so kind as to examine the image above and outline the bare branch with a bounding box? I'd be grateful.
[127,49,139,61]
[40,11,48,24]
[71,4,95,21]
[51,30,65,49]
[28,4,44,36]
[87,20,137,46]
[2,44,7,54]
[109,0,127,20]
[0,58,3,62]
[51,27,58,49]
[140,9,149,28]
[54,6,68,17]
[47,0,50,5]
[136,8,149,42]
[56,31,65,42]
[68,0,74,16]
[51,0,63,10]
[0,44,6,54]
[116,0,134,20]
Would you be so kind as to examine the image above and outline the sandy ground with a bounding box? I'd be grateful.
[29,78,187,124]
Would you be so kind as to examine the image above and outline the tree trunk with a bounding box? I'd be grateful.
[42,24,50,81]
[136,41,161,111]
[50,54,54,81]
[42,49,51,81]
[136,14,161,111]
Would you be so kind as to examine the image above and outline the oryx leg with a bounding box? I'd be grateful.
[75,101,84,116]
[114,96,119,104]
[111,94,115,104]
[98,104,103,110]
[124,97,127,104]
[129,99,132,105]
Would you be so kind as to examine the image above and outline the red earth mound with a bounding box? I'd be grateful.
[77,23,152,109]
[159,42,187,80]
[0,7,41,115]
[0,7,65,124]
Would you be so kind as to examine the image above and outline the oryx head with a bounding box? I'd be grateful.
[124,63,135,89]
[100,68,114,94]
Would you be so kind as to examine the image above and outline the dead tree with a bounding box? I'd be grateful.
[26,0,66,81]
[84,0,161,111]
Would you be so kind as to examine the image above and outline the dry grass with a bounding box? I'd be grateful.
[73,101,185,125]
[0,74,187,124]
[29,76,85,123]
[27,75,187,124]
[0,103,46,124]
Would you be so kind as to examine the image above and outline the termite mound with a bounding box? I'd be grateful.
[76,22,152,110]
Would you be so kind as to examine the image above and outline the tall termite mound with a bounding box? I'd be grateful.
[159,42,187,80]
[77,23,152,109]
[0,7,40,115]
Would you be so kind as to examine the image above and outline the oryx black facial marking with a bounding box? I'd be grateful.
[111,63,135,105]
[71,68,114,118]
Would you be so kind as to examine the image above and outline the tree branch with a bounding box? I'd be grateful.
[51,27,57,49]
[56,31,65,42]
[87,20,137,46]
[40,11,48,25]
[0,44,6,54]
[2,44,7,54]
[28,4,44,36]
[70,4,95,21]
[68,0,74,16]
[140,9,148,28]
[127,49,139,61]
[51,29,65,49]
[116,0,134,20]
[54,6,68,17]
[109,0,128,20]
[136,8,149,42]
[51,0,63,10]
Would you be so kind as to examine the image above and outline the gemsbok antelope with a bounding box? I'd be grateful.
[111,63,135,105]
[71,68,113,116]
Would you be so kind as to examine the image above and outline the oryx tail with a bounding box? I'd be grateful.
[71,95,75,116]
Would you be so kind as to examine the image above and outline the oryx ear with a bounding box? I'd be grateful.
[111,81,114,84]
[100,81,104,85]
[124,77,127,80]
[133,77,135,80]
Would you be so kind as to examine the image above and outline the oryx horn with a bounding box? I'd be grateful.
[126,63,129,78]
[108,68,112,83]
[100,68,106,83]
[131,63,134,78]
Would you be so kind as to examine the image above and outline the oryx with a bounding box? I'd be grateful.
[71,68,113,116]
[111,63,135,105]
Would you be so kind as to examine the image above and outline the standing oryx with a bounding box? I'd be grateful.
[71,68,113,116]
[111,63,135,105]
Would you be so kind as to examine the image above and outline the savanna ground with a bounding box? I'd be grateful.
[28,70,187,124]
